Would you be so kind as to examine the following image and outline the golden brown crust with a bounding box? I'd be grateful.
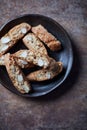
[4,53,31,94]
[27,58,63,81]
[32,25,61,51]
[13,50,50,68]
[0,23,31,56]
[23,33,47,55]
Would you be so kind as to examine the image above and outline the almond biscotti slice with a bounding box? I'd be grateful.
[23,33,47,55]
[4,53,31,94]
[0,23,31,56]
[27,59,63,81]
[13,50,50,68]
[0,54,33,69]
[32,25,61,51]
[9,23,31,40]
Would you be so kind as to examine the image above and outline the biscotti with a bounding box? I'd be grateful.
[4,53,31,94]
[0,23,31,56]
[0,54,33,69]
[32,25,61,51]
[27,58,63,81]
[13,50,50,68]
[9,23,31,40]
[23,33,47,55]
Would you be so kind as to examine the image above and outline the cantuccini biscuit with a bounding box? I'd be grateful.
[13,50,50,68]
[0,54,33,69]
[23,33,47,55]
[9,23,31,40]
[4,53,31,94]
[0,23,31,56]
[32,25,61,51]
[27,58,63,81]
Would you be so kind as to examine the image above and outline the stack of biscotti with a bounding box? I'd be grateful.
[0,23,63,94]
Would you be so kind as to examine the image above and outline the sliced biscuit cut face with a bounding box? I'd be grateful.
[13,50,50,68]
[23,33,47,55]
[0,23,31,56]
[0,54,34,69]
[9,23,31,40]
[4,53,31,94]
[27,58,63,81]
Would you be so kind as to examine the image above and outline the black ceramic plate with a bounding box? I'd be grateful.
[0,14,73,97]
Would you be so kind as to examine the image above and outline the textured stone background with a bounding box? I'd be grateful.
[0,0,87,130]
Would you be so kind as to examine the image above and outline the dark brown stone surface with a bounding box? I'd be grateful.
[0,0,87,130]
